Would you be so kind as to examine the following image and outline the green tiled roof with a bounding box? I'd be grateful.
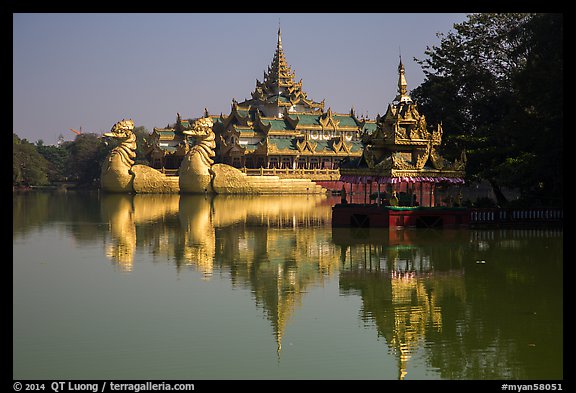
[362,124,378,134]
[244,143,260,152]
[285,113,361,128]
[267,136,296,151]
[315,140,330,152]
[264,136,364,154]
[294,114,321,126]
[333,115,359,127]
[263,119,291,131]
[235,126,258,135]
[236,109,250,117]
[349,140,363,153]
[321,140,360,153]
[262,95,290,104]
[156,129,177,137]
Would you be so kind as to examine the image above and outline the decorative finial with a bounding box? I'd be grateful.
[395,50,412,104]
[277,20,282,50]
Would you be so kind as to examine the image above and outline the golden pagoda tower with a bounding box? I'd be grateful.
[246,26,325,117]
[339,58,466,206]
[394,56,412,104]
[211,27,374,177]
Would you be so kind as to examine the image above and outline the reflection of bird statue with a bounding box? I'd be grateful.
[178,195,215,279]
[179,117,326,194]
[101,194,181,272]
[100,194,136,272]
[101,119,179,193]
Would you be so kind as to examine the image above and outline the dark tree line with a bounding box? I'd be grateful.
[412,13,562,207]
[13,126,149,188]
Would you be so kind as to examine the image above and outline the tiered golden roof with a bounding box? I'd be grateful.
[211,28,374,173]
[340,59,466,183]
[144,113,191,172]
[243,27,324,113]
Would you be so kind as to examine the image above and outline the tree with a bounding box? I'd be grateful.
[412,13,562,207]
[133,125,150,164]
[13,123,153,188]
[64,133,109,186]
[13,133,50,186]
[36,143,70,183]
[507,13,563,206]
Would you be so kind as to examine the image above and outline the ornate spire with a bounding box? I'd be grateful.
[241,27,324,114]
[269,26,292,90]
[277,23,282,51]
[394,56,412,104]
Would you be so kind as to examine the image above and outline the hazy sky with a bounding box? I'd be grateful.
[13,13,469,145]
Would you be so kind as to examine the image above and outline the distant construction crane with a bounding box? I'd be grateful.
[69,126,82,136]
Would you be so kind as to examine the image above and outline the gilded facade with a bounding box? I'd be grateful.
[341,59,466,184]
[212,28,375,171]
[134,28,464,195]
[143,113,193,173]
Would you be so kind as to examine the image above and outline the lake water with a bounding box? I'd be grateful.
[13,191,563,380]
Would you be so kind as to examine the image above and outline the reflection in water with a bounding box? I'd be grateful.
[179,195,215,277]
[336,229,467,379]
[100,194,135,271]
[182,194,336,352]
[100,193,337,352]
[97,192,563,379]
[14,192,563,379]
[100,194,181,272]
[335,227,562,379]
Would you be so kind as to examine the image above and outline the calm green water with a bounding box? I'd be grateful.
[13,191,563,380]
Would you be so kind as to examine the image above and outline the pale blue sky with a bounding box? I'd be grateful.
[13,13,469,144]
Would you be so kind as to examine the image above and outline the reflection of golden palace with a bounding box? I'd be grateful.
[179,116,326,194]
[178,194,339,352]
[211,194,330,227]
[100,119,180,193]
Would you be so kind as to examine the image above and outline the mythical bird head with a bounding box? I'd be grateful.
[183,117,214,138]
[103,119,135,140]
